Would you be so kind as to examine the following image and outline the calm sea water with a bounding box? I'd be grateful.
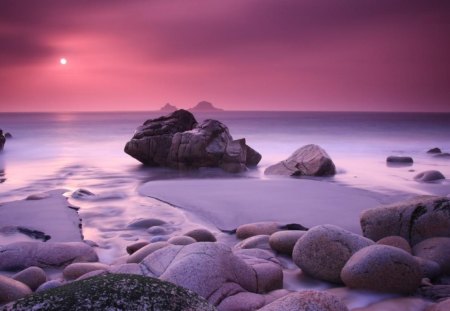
[0,111,449,261]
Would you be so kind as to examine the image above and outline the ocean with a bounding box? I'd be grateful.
[0,111,449,261]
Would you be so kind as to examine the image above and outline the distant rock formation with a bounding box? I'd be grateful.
[189,101,224,112]
[265,144,336,176]
[0,129,5,151]
[160,103,178,112]
[124,109,261,173]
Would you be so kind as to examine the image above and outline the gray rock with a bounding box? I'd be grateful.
[414,170,445,182]
[124,109,261,173]
[236,222,280,240]
[184,228,216,242]
[265,144,336,176]
[126,241,149,254]
[413,237,450,274]
[292,224,374,283]
[13,267,47,291]
[269,230,306,255]
[140,242,257,300]
[341,245,422,294]
[427,148,442,154]
[386,156,414,163]
[376,235,412,254]
[71,188,95,199]
[360,196,450,245]
[0,275,32,305]
[0,242,98,270]
[35,280,62,293]
[127,218,166,229]
[147,226,168,235]
[4,274,215,311]
[126,241,170,264]
[63,262,110,280]
[168,235,197,245]
[235,235,271,251]
[259,290,348,311]
[75,269,109,281]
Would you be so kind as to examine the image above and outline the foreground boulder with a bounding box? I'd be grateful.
[292,224,374,283]
[5,274,215,311]
[0,275,32,305]
[0,242,98,270]
[360,196,450,245]
[341,245,422,294]
[265,144,336,176]
[124,109,261,173]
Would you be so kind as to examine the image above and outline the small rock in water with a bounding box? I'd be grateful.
[259,290,348,311]
[63,262,110,280]
[269,230,306,255]
[413,237,450,274]
[292,224,374,283]
[126,241,149,254]
[71,188,95,199]
[236,222,280,239]
[0,275,32,304]
[235,235,271,251]
[35,280,62,293]
[414,170,445,182]
[147,225,168,235]
[386,155,414,164]
[150,235,169,243]
[184,228,216,242]
[427,147,442,154]
[341,245,422,294]
[25,193,51,200]
[5,274,215,311]
[126,241,170,264]
[168,235,196,245]
[127,218,166,229]
[13,267,47,291]
[265,144,336,176]
[376,235,412,254]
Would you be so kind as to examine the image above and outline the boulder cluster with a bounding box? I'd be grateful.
[1,195,450,310]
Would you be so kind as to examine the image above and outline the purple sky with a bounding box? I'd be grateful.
[0,0,449,112]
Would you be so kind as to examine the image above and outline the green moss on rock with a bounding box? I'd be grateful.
[5,274,216,311]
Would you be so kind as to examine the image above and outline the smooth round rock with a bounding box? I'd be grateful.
[147,226,168,235]
[386,156,413,163]
[235,235,271,251]
[168,236,196,245]
[414,170,445,182]
[63,262,109,280]
[6,274,215,311]
[184,228,216,242]
[413,237,450,274]
[427,148,442,154]
[126,241,170,264]
[127,218,166,229]
[109,263,142,275]
[259,290,348,311]
[341,245,422,294]
[13,267,47,291]
[0,275,32,304]
[35,280,62,293]
[377,236,412,254]
[126,241,149,255]
[293,224,374,283]
[236,222,280,239]
[269,230,306,255]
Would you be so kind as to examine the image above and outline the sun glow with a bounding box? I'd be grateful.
[60,58,68,65]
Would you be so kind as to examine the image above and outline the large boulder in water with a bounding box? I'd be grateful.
[264,144,336,176]
[360,196,450,245]
[124,109,261,173]
[4,274,215,311]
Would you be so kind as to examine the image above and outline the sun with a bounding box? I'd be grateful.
[60,58,68,65]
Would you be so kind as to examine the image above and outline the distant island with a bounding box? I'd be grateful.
[188,101,224,112]
[159,103,178,112]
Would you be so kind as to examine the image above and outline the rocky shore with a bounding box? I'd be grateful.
[0,190,449,310]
